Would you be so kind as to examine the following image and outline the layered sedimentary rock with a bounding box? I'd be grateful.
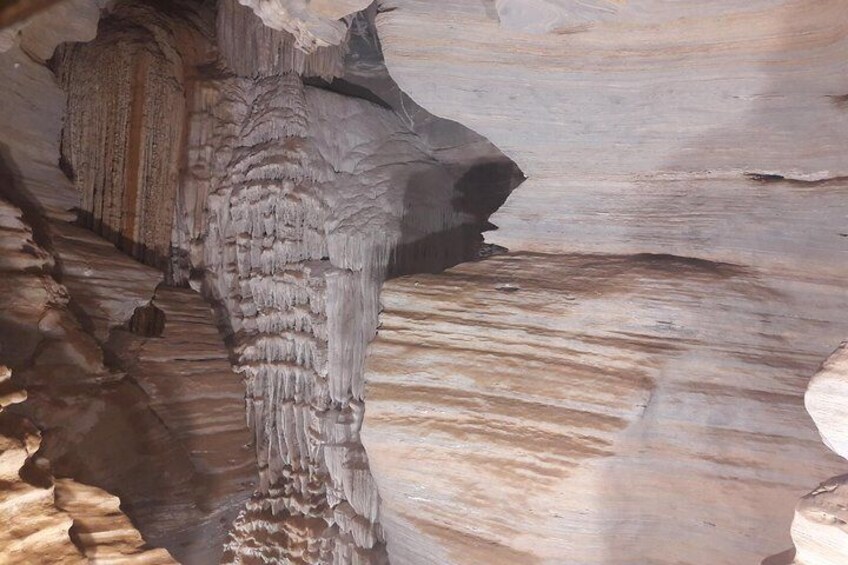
[377,0,848,275]
[363,253,848,564]
[361,2,848,562]
[7,0,843,563]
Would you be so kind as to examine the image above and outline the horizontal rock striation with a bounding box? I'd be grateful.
[363,252,848,564]
[366,2,848,563]
[377,0,848,277]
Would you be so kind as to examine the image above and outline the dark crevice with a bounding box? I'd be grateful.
[127,303,166,338]
[745,172,848,186]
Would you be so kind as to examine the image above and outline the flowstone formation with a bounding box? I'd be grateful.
[0,0,520,563]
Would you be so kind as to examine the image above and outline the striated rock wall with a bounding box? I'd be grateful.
[376,0,848,277]
[363,1,848,562]
[363,253,848,564]
[54,1,211,270]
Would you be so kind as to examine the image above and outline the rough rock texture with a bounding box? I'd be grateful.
[160,5,521,560]
[0,150,254,563]
[11,1,844,563]
[55,1,213,270]
[0,362,176,565]
[0,1,521,561]
[181,68,510,563]
[53,479,177,564]
[0,365,83,565]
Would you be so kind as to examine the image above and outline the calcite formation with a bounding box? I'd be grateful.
[0,0,847,564]
[235,0,371,52]
[5,0,520,562]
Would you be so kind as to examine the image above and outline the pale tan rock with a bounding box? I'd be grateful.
[788,343,848,565]
[0,365,175,565]
[791,475,848,565]
[54,479,176,564]
[368,4,848,562]
[805,343,848,461]
[363,253,848,564]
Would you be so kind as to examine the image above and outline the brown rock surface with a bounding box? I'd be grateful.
[0,365,176,565]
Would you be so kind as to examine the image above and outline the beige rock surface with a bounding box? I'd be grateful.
[789,344,848,565]
[791,474,848,565]
[377,0,848,277]
[363,253,848,564]
[236,0,371,52]
[364,3,848,562]
[805,343,848,461]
